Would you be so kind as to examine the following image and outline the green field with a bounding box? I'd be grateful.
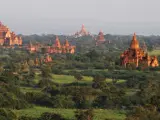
[20,74,127,120]
[15,106,126,120]
[53,74,126,84]
[53,74,93,84]
[21,74,126,93]
[148,50,160,56]
[34,74,126,84]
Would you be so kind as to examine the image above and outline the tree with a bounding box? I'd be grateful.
[51,95,75,108]
[0,108,18,120]
[74,73,83,82]
[75,109,94,120]
[126,105,160,120]
[38,65,53,88]
[92,74,106,89]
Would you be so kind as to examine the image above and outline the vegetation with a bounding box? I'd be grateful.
[0,34,160,119]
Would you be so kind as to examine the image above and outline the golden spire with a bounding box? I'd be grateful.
[55,36,61,48]
[130,33,139,49]
[81,24,86,32]
[65,39,70,47]
[133,33,136,41]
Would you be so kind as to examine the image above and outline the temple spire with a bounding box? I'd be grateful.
[65,39,70,47]
[142,41,147,52]
[133,33,137,41]
[81,24,86,32]
[0,21,2,26]
[130,33,139,49]
[82,24,85,29]
[55,36,61,48]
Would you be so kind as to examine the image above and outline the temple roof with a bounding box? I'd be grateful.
[97,30,105,42]
[75,24,89,36]
[80,24,88,34]
[54,36,61,48]
[130,33,139,49]
[64,39,70,47]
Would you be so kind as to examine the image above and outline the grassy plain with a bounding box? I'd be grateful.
[15,106,126,120]
[148,50,160,56]
[20,73,127,120]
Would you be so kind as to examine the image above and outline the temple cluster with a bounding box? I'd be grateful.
[34,54,53,65]
[0,22,159,68]
[27,36,76,54]
[46,36,76,54]
[120,33,159,68]
[0,22,22,47]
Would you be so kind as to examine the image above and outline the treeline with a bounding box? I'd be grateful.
[20,34,160,53]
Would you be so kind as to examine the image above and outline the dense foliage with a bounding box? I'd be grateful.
[0,34,160,119]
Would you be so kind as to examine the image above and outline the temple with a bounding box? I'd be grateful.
[43,54,53,63]
[96,30,105,45]
[47,36,76,54]
[75,24,89,37]
[34,54,53,66]
[120,33,159,68]
[26,41,40,53]
[0,21,22,46]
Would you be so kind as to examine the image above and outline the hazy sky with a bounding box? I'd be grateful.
[0,0,160,35]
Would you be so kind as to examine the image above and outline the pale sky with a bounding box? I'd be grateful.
[0,0,160,35]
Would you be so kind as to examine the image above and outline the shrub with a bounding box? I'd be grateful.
[52,95,75,108]
[75,109,94,120]
[0,108,17,120]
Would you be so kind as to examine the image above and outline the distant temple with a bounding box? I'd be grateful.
[75,24,90,37]
[26,41,40,53]
[0,21,22,46]
[34,54,53,66]
[43,54,53,63]
[120,33,159,68]
[96,30,105,45]
[47,36,76,54]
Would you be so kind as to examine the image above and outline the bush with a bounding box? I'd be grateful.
[126,105,160,120]
[25,92,52,107]
[75,109,94,120]
[52,95,75,108]
[0,108,17,120]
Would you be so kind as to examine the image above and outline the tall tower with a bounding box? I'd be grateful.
[142,41,147,52]
[64,39,70,47]
[130,33,139,49]
[97,30,105,42]
[54,36,61,48]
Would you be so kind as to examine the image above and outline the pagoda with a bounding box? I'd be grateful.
[43,54,53,63]
[26,40,40,53]
[0,21,22,47]
[96,30,105,45]
[47,36,76,54]
[75,24,89,37]
[34,54,52,66]
[120,33,159,68]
